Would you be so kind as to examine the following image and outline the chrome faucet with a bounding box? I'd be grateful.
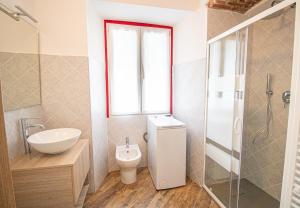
[20,118,45,154]
[125,137,129,148]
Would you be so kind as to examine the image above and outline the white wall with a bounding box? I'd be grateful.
[91,1,197,173]
[86,0,108,191]
[106,0,200,11]
[0,12,38,53]
[173,0,207,186]
[33,0,88,56]
[174,11,207,64]
[0,0,38,54]
[0,0,35,15]
[93,1,192,27]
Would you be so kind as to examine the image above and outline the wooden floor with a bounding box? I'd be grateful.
[84,168,219,208]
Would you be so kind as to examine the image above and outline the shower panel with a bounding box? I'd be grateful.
[204,28,247,208]
[204,4,295,208]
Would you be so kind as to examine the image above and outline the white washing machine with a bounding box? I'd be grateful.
[147,115,186,190]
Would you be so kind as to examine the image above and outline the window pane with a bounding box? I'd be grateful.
[109,25,140,115]
[142,29,170,114]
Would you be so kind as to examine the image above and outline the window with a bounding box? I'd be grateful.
[105,21,173,117]
[108,25,140,115]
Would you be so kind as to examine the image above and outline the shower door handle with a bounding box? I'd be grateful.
[234,117,242,135]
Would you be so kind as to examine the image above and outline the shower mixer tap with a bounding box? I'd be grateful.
[282,90,290,108]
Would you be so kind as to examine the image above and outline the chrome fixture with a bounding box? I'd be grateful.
[253,74,273,144]
[282,90,291,107]
[125,137,130,148]
[0,5,38,23]
[14,6,38,23]
[143,132,148,143]
[20,118,45,154]
[265,74,273,139]
[266,73,273,96]
[271,0,296,8]
[263,0,296,20]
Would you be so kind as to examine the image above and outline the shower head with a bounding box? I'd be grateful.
[263,0,296,20]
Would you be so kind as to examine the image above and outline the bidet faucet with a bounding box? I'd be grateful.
[125,137,129,148]
[20,118,45,154]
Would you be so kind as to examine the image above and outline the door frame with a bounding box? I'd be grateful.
[0,83,16,208]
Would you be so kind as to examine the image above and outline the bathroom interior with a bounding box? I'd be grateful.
[0,0,300,208]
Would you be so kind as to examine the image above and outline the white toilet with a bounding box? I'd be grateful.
[116,144,141,184]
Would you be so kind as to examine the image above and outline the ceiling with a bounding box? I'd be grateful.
[101,0,201,11]
[93,0,196,26]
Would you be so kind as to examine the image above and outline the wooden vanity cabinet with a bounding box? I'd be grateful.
[10,139,90,208]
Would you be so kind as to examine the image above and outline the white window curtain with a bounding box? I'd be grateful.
[142,28,170,114]
[108,24,171,116]
[108,25,140,115]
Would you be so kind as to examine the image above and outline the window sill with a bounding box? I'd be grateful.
[109,112,170,117]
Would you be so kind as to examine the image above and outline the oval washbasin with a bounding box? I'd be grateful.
[27,128,81,154]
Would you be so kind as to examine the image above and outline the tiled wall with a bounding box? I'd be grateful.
[3,54,102,191]
[241,9,295,200]
[87,60,108,190]
[207,8,245,39]
[1,0,106,192]
[4,106,44,159]
[39,55,92,141]
[86,3,108,190]
[108,115,148,172]
[0,52,43,159]
[173,59,207,186]
[207,0,274,39]
[39,54,97,190]
[0,52,41,111]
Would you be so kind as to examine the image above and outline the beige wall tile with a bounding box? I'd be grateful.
[108,115,147,172]
[173,59,206,186]
[241,8,295,200]
[0,52,41,111]
[40,55,92,141]
[4,106,44,159]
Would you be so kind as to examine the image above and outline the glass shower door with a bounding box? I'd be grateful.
[205,29,248,208]
[230,28,248,208]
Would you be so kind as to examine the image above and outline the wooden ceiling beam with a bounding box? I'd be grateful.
[208,0,263,13]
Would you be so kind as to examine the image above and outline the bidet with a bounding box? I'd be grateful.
[116,143,141,184]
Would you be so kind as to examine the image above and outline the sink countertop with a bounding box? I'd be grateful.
[10,139,89,171]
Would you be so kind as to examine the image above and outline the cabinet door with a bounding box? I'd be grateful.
[72,142,89,203]
[13,167,73,208]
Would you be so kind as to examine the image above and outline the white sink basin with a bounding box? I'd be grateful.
[27,128,81,154]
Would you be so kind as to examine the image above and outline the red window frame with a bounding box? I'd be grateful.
[104,20,173,118]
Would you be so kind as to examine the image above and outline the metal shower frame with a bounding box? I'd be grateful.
[203,0,300,207]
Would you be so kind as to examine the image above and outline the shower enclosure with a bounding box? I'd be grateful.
[204,1,297,208]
